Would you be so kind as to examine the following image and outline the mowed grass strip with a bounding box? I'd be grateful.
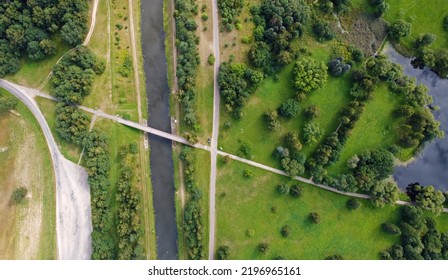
[216,159,401,260]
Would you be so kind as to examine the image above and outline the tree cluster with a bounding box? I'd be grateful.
[218,63,263,119]
[249,0,311,68]
[369,0,389,18]
[180,147,205,259]
[328,57,351,77]
[175,0,200,129]
[381,206,448,260]
[217,0,243,31]
[115,147,144,260]
[0,0,89,77]
[406,183,446,215]
[388,20,412,41]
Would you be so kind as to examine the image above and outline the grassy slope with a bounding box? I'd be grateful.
[384,0,448,52]
[219,41,351,169]
[0,93,56,259]
[216,159,403,260]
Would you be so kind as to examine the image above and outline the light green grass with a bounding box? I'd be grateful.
[328,83,403,175]
[5,36,71,88]
[384,0,448,52]
[216,159,403,260]
[219,43,351,169]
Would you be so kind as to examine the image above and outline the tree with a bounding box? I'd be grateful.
[277,184,290,195]
[354,149,394,191]
[415,33,436,48]
[370,181,400,207]
[303,121,323,144]
[309,212,321,224]
[389,20,411,41]
[11,187,27,204]
[284,132,302,152]
[281,225,291,237]
[414,185,446,215]
[264,110,280,131]
[293,58,328,93]
[374,1,389,18]
[304,105,320,119]
[248,42,272,71]
[278,99,300,118]
[0,94,18,112]
[55,104,89,145]
[281,157,304,177]
[289,185,303,198]
[216,246,230,260]
[39,39,57,56]
[328,58,351,77]
[444,15,448,32]
[312,19,335,41]
[258,242,269,254]
[218,0,244,31]
[346,198,360,210]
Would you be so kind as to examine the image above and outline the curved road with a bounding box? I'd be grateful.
[0,80,92,260]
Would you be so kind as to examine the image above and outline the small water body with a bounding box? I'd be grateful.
[141,0,178,259]
[386,46,448,191]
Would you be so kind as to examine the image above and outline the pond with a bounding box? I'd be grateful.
[386,45,448,191]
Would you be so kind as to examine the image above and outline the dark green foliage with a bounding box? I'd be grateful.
[180,147,205,259]
[175,0,200,129]
[443,15,448,32]
[218,0,244,31]
[328,58,351,77]
[216,246,230,260]
[381,222,401,235]
[55,104,89,145]
[388,20,411,41]
[281,157,305,177]
[116,151,144,260]
[218,63,263,118]
[370,0,389,18]
[415,33,436,49]
[258,242,269,254]
[289,185,302,198]
[312,19,335,41]
[51,46,101,105]
[346,198,360,210]
[280,225,291,237]
[0,93,18,112]
[325,254,344,260]
[329,0,351,13]
[370,181,399,207]
[10,187,27,204]
[353,149,394,191]
[278,99,300,118]
[293,58,328,93]
[251,0,311,66]
[248,42,272,72]
[423,48,448,78]
[0,0,89,77]
[309,212,321,224]
[238,143,253,159]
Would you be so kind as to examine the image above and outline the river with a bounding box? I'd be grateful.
[141,0,178,259]
[386,46,448,191]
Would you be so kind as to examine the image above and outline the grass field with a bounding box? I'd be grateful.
[219,41,351,169]
[0,94,56,259]
[216,159,403,260]
[384,0,448,52]
[328,83,404,175]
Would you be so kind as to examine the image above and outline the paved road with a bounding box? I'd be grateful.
[208,0,221,260]
[0,80,93,260]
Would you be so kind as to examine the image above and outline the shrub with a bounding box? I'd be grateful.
[201,13,209,21]
[258,242,269,254]
[11,187,27,204]
[277,184,290,195]
[443,15,448,32]
[208,54,215,65]
[281,225,291,237]
[246,229,255,237]
[216,246,230,260]
[264,110,281,131]
[304,105,321,119]
[309,212,321,224]
[243,169,253,178]
[290,185,303,198]
[346,198,360,210]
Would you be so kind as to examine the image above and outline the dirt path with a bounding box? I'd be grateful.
[0,80,92,260]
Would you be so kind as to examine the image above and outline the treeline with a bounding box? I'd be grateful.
[381,205,448,260]
[116,144,144,260]
[180,147,205,260]
[174,0,200,131]
[50,46,117,259]
[0,0,89,77]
